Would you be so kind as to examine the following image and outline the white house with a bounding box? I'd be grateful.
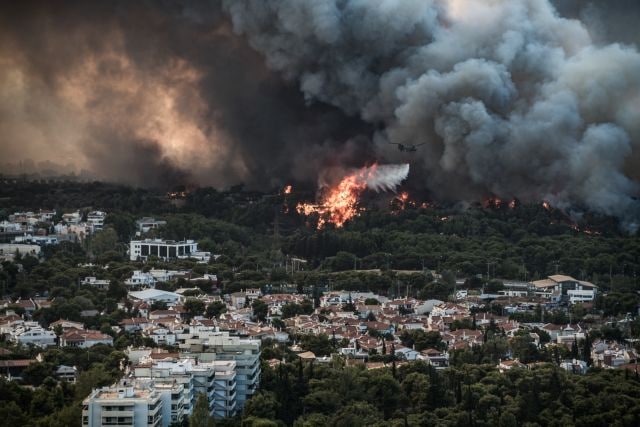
[136,217,167,233]
[125,270,157,288]
[60,330,114,348]
[143,326,176,346]
[128,289,184,306]
[10,325,57,347]
[81,277,111,290]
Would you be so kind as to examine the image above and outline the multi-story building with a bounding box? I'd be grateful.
[129,239,199,262]
[132,356,238,419]
[531,275,598,304]
[82,383,163,427]
[210,360,237,418]
[87,211,107,232]
[154,382,186,426]
[134,360,196,417]
[177,328,260,409]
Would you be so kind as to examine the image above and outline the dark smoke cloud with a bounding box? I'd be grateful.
[1,0,639,230]
[0,0,369,188]
[224,0,640,230]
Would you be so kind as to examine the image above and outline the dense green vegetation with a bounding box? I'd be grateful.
[0,344,123,427]
[1,181,640,426]
[236,359,640,427]
[2,181,639,310]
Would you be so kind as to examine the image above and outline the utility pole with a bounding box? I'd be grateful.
[610,264,613,288]
[552,260,560,275]
[487,261,491,282]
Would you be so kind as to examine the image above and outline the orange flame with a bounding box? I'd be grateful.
[297,166,375,229]
[508,199,517,209]
[542,201,551,211]
[483,197,502,209]
[391,191,413,211]
[283,185,292,194]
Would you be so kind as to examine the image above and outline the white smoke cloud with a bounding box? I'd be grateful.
[365,163,410,193]
[224,0,640,230]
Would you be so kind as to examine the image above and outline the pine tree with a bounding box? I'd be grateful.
[583,332,592,366]
[571,337,579,359]
[189,393,214,427]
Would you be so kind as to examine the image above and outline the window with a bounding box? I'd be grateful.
[169,247,176,258]
[160,246,167,257]
[141,245,149,256]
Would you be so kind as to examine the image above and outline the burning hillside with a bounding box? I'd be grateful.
[297,163,409,229]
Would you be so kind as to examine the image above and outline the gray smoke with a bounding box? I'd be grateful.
[1,1,640,230]
[0,0,371,188]
[223,0,640,231]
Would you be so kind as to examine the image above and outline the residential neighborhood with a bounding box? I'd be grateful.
[1,185,639,427]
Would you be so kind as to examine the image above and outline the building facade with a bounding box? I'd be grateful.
[82,384,163,427]
[129,239,199,261]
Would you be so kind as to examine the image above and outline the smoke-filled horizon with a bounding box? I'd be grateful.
[1,0,640,229]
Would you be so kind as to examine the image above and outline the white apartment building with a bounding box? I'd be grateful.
[134,360,196,417]
[129,239,198,261]
[154,382,186,426]
[177,328,260,409]
[133,357,234,419]
[139,357,237,419]
[210,360,237,418]
[87,211,107,232]
[82,384,163,427]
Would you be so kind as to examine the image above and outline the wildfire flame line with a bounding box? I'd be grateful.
[297,163,409,229]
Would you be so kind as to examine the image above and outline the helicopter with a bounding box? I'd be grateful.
[388,142,425,152]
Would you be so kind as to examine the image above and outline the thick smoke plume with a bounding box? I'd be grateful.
[0,0,370,188]
[1,1,640,230]
[224,0,640,230]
